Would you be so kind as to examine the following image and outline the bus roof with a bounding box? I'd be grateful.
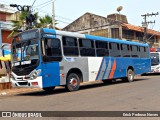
[43,28,149,47]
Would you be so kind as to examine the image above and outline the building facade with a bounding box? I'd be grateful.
[63,12,160,48]
[0,4,19,45]
[0,4,19,75]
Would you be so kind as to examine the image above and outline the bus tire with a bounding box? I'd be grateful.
[123,69,134,82]
[43,86,55,92]
[65,73,80,92]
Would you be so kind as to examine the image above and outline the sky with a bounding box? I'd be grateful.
[1,0,160,31]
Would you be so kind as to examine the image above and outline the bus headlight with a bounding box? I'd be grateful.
[156,67,160,70]
[30,69,41,80]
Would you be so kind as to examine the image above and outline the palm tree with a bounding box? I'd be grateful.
[12,11,28,30]
[39,15,59,29]
[39,15,54,28]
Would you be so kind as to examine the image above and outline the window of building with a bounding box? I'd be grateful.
[147,34,155,43]
[95,41,109,56]
[109,42,121,57]
[136,32,143,41]
[155,36,159,43]
[79,39,95,56]
[122,30,134,40]
[111,28,119,39]
[62,36,79,56]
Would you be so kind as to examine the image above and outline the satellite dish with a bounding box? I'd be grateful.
[117,6,123,12]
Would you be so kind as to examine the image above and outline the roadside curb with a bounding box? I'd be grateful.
[0,88,41,96]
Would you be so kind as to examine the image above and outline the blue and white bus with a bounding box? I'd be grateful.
[10,28,151,92]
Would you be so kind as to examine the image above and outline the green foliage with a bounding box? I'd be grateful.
[8,11,58,39]
[39,15,57,28]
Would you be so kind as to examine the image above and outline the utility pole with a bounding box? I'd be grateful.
[141,12,159,43]
[52,0,55,29]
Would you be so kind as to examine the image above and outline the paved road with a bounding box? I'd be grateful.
[0,74,160,119]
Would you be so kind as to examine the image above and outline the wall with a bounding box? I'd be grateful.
[6,12,20,21]
[63,13,110,32]
[2,30,12,44]
[0,13,6,21]
[90,29,109,37]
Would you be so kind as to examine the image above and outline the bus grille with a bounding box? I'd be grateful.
[18,82,28,86]
[12,66,36,76]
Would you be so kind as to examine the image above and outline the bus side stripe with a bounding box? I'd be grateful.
[102,58,112,79]
[109,59,117,79]
[96,58,104,80]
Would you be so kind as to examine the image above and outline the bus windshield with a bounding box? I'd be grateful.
[12,40,39,67]
[151,53,159,66]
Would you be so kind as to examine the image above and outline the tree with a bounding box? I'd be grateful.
[39,15,57,28]
[8,12,58,39]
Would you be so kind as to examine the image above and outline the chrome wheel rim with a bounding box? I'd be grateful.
[69,78,78,88]
[128,70,133,81]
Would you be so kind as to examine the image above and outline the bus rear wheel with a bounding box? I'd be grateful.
[123,69,134,82]
[43,86,55,92]
[65,73,80,92]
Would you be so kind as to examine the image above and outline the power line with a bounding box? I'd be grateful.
[33,9,70,25]
[55,15,73,21]
[147,28,160,41]
[33,0,52,8]
[35,2,52,9]
[56,20,70,24]
[32,0,37,7]
[35,8,73,22]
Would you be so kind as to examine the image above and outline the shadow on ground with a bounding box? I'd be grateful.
[16,77,149,97]
[142,73,160,76]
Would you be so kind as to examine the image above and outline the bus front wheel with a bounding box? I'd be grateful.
[123,69,134,82]
[65,73,80,92]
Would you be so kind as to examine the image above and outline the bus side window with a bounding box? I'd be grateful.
[121,44,131,57]
[95,41,109,57]
[131,45,139,58]
[110,42,121,57]
[79,39,95,56]
[140,46,147,58]
[62,36,79,56]
[43,38,62,62]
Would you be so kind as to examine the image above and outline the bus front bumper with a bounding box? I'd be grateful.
[11,76,43,88]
